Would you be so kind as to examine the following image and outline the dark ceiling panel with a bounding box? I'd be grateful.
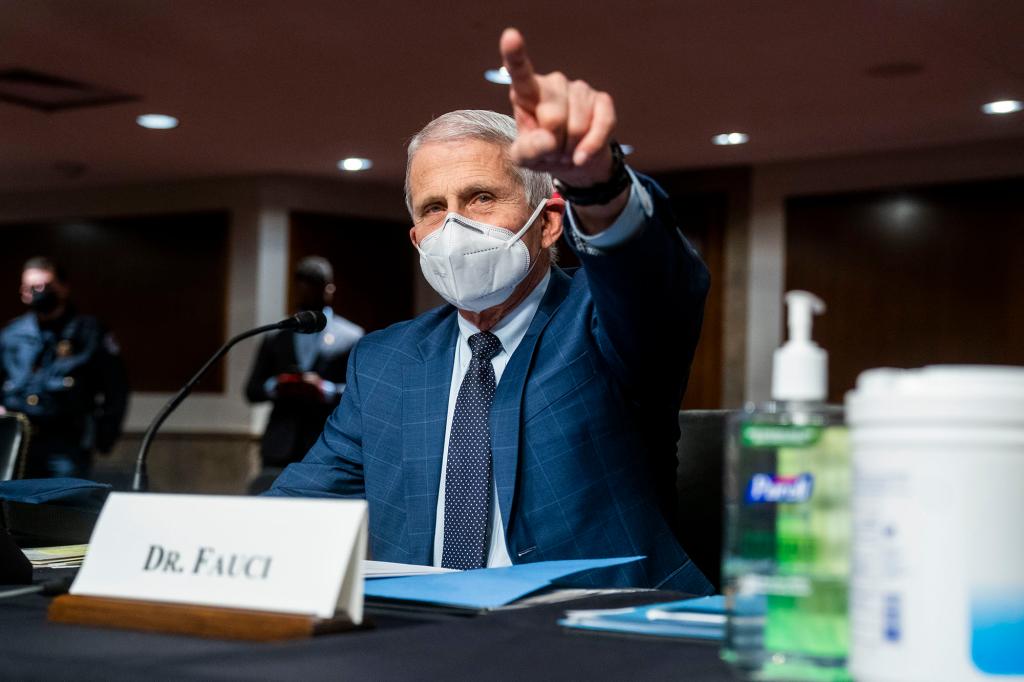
[0,0,1021,191]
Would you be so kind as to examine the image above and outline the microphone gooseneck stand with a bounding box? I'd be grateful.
[131,311,326,492]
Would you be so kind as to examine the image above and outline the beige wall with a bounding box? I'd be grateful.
[96,434,260,494]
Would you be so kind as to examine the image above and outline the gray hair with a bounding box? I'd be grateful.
[404,110,553,217]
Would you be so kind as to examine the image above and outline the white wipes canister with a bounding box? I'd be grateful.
[846,366,1024,682]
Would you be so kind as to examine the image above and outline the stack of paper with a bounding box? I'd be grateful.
[363,560,456,579]
[364,556,644,613]
[22,544,88,569]
[560,595,744,641]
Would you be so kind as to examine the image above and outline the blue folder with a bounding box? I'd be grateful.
[364,556,644,611]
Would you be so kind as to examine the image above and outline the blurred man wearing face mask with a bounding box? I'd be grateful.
[268,30,711,593]
[245,256,364,491]
[0,257,128,479]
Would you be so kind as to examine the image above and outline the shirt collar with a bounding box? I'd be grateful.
[455,268,552,356]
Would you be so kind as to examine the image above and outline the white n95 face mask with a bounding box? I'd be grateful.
[414,199,548,312]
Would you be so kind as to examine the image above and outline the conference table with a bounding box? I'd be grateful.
[1,569,734,680]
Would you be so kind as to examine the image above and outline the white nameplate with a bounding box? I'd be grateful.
[70,493,368,623]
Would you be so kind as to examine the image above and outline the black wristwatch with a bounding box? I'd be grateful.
[553,140,631,206]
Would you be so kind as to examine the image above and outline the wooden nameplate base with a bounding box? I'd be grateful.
[48,594,364,641]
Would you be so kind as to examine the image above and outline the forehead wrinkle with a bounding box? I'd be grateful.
[410,140,523,210]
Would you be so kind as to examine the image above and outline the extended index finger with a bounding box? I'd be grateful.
[500,28,540,106]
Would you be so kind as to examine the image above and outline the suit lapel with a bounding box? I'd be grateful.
[401,311,458,564]
[491,267,573,538]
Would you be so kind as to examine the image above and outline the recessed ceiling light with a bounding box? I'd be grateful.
[620,144,635,155]
[712,132,749,146]
[338,157,372,172]
[136,113,178,130]
[981,100,1022,115]
[484,66,512,85]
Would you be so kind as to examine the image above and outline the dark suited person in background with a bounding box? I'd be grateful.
[0,257,128,479]
[245,256,364,491]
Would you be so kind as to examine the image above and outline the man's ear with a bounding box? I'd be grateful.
[408,226,419,246]
[540,196,565,249]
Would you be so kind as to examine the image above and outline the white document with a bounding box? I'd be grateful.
[71,493,368,623]
[362,560,456,579]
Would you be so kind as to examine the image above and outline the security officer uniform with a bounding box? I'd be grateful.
[0,305,128,478]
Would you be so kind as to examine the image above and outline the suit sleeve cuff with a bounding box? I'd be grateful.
[564,166,654,255]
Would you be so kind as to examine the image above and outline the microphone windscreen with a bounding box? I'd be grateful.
[291,310,328,334]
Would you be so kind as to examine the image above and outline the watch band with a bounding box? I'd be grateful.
[553,140,631,206]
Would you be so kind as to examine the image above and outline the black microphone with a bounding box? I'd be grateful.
[279,310,328,334]
[131,311,328,492]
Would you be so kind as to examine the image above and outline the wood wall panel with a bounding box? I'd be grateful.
[786,177,1024,403]
[671,192,725,410]
[288,212,415,333]
[0,212,229,392]
[655,167,751,410]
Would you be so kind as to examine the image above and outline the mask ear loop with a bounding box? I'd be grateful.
[502,198,550,250]
[499,198,551,290]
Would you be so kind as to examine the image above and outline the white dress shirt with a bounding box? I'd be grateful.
[431,174,652,567]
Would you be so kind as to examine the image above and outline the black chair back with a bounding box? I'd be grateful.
[0,413,30,481]
[674,409,731,592]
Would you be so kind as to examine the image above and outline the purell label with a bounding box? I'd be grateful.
[745,473,814,503]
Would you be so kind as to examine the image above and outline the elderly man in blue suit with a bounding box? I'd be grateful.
[269,29,712,594]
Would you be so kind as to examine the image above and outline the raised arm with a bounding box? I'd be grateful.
[500,28,629,234]
[501,28,709,406]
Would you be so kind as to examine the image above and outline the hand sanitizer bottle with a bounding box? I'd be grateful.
[722,291,851,681]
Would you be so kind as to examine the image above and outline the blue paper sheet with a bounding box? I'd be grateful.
[364,556,644,610]
[559,594,765,641]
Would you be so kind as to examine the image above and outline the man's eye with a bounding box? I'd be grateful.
[474,194,494,204]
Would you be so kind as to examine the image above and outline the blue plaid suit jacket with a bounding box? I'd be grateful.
[269,174,713,594]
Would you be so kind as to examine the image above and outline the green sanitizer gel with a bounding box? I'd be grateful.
[722,291,851,681]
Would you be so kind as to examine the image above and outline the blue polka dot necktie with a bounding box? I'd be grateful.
[441,331,503,570]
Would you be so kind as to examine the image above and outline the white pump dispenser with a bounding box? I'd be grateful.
[771,290,827,401]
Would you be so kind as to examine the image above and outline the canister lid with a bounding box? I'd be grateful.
[846,365,1024,426]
